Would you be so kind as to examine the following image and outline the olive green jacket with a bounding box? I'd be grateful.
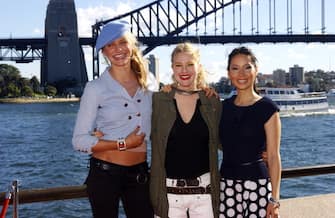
[150,90,222,218]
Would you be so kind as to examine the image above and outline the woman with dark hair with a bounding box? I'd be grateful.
[219,47,282,218]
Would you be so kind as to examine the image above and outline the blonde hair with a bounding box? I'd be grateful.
[124,32,148,89]
[171,42,207,88]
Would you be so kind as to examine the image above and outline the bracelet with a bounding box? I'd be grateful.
[269,197,280,208]
[117,138,126,151]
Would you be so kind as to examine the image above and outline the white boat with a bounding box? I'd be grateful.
[327,89,335,97]
[258,87,329,114]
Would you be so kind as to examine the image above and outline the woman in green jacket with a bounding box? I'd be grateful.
[150,42,221,218]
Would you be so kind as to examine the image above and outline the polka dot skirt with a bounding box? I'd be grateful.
[219,178,272,218]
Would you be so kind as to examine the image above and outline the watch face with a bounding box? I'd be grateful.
[119,142,125,148]
[118,139,126,151]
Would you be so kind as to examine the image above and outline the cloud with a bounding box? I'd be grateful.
[77,3,132,37]
[205,61,227,81]
[33,28,42,35]
[287,48,307,60]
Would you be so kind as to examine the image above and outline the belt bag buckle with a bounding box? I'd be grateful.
[176,178,200,187]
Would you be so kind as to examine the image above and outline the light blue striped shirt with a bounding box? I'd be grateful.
[72,67,153,154]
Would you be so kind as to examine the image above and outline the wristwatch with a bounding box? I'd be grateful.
[117,138,127,151]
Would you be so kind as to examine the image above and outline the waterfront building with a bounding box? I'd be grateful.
[289,64,304,86]
[273,69,287,86]
[256,73,273,86]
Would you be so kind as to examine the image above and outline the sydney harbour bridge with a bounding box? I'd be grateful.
[0,0,333,96]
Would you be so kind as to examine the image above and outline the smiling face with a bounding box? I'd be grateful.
[102,35,133,67]
[228,53,258,92]
[172,51,200,90]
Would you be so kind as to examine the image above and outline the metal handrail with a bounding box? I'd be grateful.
[1,164,335,205]
[0,180,18,218]
[12,180,18,218]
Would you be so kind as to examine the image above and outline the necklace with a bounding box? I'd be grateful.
[172,86,200,96]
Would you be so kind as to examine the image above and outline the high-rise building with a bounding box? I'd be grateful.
[289,65,304,86]
[256,73,273,87]
[147,54,160,85]
[273,69,287,86]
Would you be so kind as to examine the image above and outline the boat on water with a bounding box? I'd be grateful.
[327,89,335,97]
[258,87,329,114]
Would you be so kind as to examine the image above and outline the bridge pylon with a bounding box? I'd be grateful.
[42,0,88,96]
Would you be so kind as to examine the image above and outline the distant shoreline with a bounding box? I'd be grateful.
[0,97,80,104]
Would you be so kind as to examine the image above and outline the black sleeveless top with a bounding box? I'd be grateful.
[165,99,210,179]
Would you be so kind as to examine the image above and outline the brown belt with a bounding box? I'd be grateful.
[167,185,211,195]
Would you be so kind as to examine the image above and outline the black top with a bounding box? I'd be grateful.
[219,95,279,179]
[165,99,210,179]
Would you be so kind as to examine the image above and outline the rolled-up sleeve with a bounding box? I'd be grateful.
[72,82,99,154]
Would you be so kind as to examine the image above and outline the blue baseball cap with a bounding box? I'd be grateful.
[95,20,130,52]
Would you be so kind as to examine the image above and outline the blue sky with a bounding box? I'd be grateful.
[1,0,335,84]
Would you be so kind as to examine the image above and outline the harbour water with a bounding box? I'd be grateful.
[1,99,335,218]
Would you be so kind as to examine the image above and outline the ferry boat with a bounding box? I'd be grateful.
[327,89,335,97]
[258,87,329,114]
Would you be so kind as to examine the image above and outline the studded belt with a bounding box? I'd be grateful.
[175,178,200,187]
[167,185,211,195]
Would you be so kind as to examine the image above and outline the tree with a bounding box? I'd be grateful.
[17,78,30,94]
[44,85,57,96]
[7,82,20,97]
[22,85,34,97]
[0,64,21,82]
[0,75,4,97]
[0,64,44,97]
[0,64,21,97]
[212,76,233,94]
[30,76,41,93]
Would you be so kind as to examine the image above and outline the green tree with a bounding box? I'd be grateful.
[7,82,20,97]
[212,76,233,94]
[0,74,4,96]
[45,85,57,96]
[0,64,21,82]
[30,76,41,93]
[0,64,21,97]
[22,85,34,97]
[17,78,30,95]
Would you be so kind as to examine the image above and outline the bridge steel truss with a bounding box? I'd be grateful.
[0,0,334,78]
[0,39,45,63]
[91,0,334,78]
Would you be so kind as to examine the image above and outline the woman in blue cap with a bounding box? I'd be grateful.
[72,20,154,218]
